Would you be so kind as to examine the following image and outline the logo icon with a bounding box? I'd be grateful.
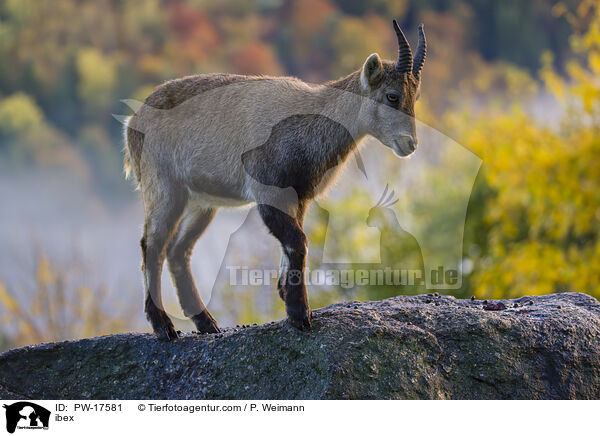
[2,402,50,434]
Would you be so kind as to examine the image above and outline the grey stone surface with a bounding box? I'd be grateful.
[1,292,599,399]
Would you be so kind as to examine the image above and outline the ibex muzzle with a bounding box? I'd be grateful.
[123,20,427,339]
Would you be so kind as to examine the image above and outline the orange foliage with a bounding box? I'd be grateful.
[230,41,283,75]
[291,0,336,35]
[169,1,220,62]
[289,0,337,69]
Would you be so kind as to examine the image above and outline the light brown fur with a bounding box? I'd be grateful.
[123,24,426,338]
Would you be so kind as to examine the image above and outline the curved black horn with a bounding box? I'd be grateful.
[412,23,427,78]
[393,19,412,73]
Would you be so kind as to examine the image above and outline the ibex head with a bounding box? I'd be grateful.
[358,21,426,157]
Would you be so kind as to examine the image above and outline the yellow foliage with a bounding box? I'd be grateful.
[0,253,139,350]
[0,92,44,134]
[453,3,600,300]
[36,257,55,286]
[0,283,18,313]
[76,48,117,107]
[330,18,386,78]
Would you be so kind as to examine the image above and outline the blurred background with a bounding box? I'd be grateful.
[0,0,599,351]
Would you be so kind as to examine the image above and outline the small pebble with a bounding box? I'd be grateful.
[470,295,476,301]
[528,301,534,306]
[483,300,488,305]
[484,302,507,311]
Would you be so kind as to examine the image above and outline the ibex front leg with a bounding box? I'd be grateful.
[258,203,312,330]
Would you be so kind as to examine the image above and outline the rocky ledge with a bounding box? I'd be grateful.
[1,292,599,399]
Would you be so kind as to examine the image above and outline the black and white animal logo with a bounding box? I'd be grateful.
[2,402,50,434]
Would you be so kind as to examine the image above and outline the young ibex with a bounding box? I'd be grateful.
[124,20,426,339]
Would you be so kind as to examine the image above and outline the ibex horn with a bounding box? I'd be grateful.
[393,19,412,73]
[412,23,427,78]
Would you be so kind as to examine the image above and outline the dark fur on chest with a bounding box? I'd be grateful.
[242,114,356,201]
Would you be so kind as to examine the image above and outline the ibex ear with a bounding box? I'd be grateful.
[360,53,383,91]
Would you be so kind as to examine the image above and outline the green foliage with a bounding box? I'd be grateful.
[0,92,42,135]
[329,17,386,78]
[76,49,117,110]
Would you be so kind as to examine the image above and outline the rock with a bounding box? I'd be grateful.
[483,301,507,311]
[1,292,599,400]
[0,384,21,400]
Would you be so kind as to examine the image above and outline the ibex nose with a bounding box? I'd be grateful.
[392,135,418,156]
[400,135,417,152]
[407,136,417,151]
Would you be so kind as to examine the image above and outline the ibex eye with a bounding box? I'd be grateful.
[386,94,399,103]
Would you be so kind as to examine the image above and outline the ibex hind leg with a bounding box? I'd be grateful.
[141,183,187,341]
[167,204,220,333]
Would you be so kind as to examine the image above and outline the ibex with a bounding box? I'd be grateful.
[123,20,426,340]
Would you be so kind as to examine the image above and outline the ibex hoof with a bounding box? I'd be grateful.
[148,308,179,341]
[287,310,312,331]
[192,311,221,334]
[154,321,179,341]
